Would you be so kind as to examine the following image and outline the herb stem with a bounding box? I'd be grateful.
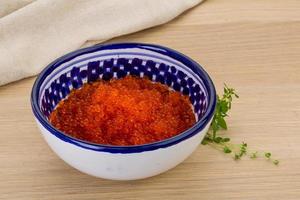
[202,84,279,165]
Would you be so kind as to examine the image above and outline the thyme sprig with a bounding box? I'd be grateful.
[202,84,279,165]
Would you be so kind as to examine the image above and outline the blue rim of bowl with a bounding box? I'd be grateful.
[31,43,216,153]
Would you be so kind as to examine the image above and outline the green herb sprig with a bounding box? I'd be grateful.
[202,84,279,165]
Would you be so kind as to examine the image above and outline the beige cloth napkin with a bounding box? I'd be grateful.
[0,0,202,86]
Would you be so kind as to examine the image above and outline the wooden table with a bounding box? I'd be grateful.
[1,0,300,199]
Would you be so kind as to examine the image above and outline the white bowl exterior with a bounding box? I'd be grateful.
[36,118,210,180]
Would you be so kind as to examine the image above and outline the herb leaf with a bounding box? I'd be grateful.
[265,152,271,159]
[223,146,232,154]
[218,117,227,130]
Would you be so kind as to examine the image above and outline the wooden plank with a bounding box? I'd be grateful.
[0,0,299,199]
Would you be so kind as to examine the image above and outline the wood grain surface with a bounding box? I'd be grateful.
[1,0,300,199]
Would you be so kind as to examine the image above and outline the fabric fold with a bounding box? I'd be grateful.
[0,0,202,86]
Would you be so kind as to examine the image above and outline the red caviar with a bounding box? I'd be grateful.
[49,76,195,146]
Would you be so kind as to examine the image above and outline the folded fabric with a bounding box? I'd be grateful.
[0,0,34,17]
[0,0,202,86]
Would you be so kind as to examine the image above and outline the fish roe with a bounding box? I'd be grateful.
[49,75,196,146]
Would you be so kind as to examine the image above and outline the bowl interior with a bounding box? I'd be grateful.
[34,44,214,146]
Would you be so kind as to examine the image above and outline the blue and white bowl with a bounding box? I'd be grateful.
[31,43,216,180]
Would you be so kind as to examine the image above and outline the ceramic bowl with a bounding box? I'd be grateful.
[31,43,216,180]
